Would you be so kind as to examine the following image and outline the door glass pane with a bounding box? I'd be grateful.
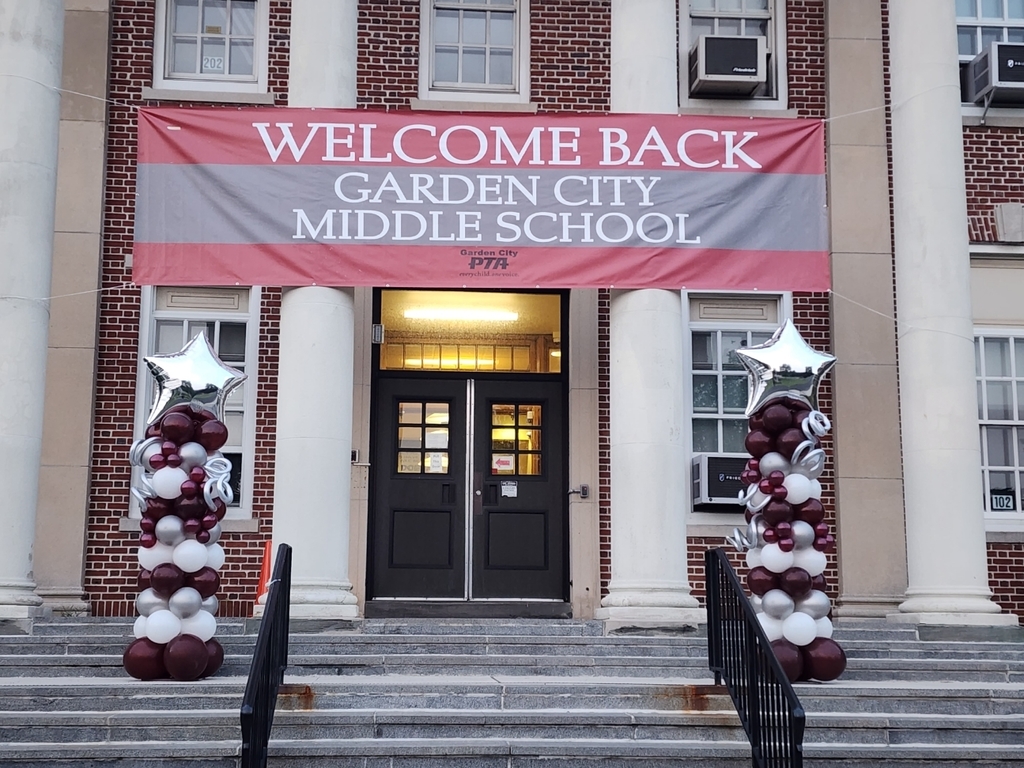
[519,405,542,426]
[492,428,516,450]
[987,381,1013,420]
[693,375,719,412]
[518,454,541,475]
[986,338,1011,376]
[492,454,515,474]
[722,376,747,412]
[722,419,748,453]
[424,452,447,474]
[398,402,423,424]
[512,347,530,371]
[988,425,1013,465]
[692,420,718,453]
[425,428,449,449]
[397,452,421,473]
[493,404,515,425]
[426,403,449,424]
[399,427,422,450]
[517,429,541,450]
[173,0,200,32]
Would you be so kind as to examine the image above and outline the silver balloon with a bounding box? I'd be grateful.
[154,515,185,547]
[135,588,169,617]
[760,589,795,620]
[168,586,203,619]
[177,441,209,471]
[790,520,816,550]
[205,522,222,545]
[201,595,219,615]
[794,589,831,620]
[734,320,837,415]
[757,451,791,478]
[143,332,247,424]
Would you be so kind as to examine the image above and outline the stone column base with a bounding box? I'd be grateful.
[35,588,91,617]
[890,590,1019,626]
[834,594,904,619]
[285,583,360,619]
[595,605,706,633]
[0,583,44,620]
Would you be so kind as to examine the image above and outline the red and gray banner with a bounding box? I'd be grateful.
[133,108,829,290]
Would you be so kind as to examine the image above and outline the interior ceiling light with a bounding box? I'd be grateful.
[404,308,519,322]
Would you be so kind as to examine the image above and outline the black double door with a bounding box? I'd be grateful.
[370,377,567,603]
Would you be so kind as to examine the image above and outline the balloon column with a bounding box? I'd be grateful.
[727,320,847,683]
[123,333,246,681]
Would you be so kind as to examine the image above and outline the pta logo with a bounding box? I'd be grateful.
[462,248,518,270]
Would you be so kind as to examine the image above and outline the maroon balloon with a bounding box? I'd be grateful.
[201,513,219,530]
[138,569,153,590]
[176,496,207,521]
[814,522,829,538]
[183,518,203,535]
[810,573,827,592]
[762,500,794,526]
[767,470,786,488]
[196,419,229,452]
[744,430,775,459]
[761,404,793,435]
[139,532,157,548]
[196,530,211,544]
[212,499,227,521]
[139,516,156,534]
[802,637,847,682]
[758,478,774,495]
[165,453,182,468]
[179,480,199,498]
[164,633,209,681]
[794,499,825,526]
[775,428,806,460]
[123,638,169,680]
[150,563,185,598]
[748,415,764,432]
[813,536,829,552]
[779,567,813,598]
[746,458,760,473]
[777,537,795,553]
[189,466,207,484]
[160,412,195,444]
[792,410,812,429]
[148,453,167,470]
[202,638,225,678]
[740,469,760,486]
[775,521,793,539]
[770,639,804,683]
[161,440,178,457]
[762,528,778,544]
[187,567,221,599]
[770,485,789,501]
[145,423,162,438]
[746,566,778,597]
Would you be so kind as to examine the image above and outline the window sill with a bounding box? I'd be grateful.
[962,105,1024,127]
[142,87,276,105]
[680,103,797,118]
[120,516,260,534]
[410,98,539,113]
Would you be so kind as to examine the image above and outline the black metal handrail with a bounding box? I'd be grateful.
[705,547,805,768]
[240,543,292,768]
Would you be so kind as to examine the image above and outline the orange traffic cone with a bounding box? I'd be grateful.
[255,540,272,604]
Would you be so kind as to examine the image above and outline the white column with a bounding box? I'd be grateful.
[597,0,703,627]
[889,0,1015,625]
[0,1,63,620]
[271,0,360,618]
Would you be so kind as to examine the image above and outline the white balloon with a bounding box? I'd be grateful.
[745,547,763,569]
[145,609,182,644]
[783,473,812,506]
[815,616,834,639]
[792,547,827,577]
[133,615,148,639]
[172,539,209,573]
[757,612,784,642]
[178,442,209,471]
[142,442,164,472]
[809,479,822,500]
[180,610,217,642]
[152,466,189,500]
[154,515,185,547]
[205,543,226,571]
[138,542,174,571]
[782,612,817,647]
[757,452,791,477]
[750,594,762,613]
[759,543,795,574]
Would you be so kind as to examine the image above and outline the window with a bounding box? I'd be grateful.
[682,0,784,105]
[687,294,783,455]
[135,287,260,519]
[957,0,1024,101]
[419,0,530,104]
[153,0,269,94]
[975,332,1024,516]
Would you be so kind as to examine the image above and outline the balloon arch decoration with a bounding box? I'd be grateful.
[123,333,245,681]
[726,320,847,683]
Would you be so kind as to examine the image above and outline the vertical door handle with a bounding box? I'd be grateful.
[473,471,483,515]
[441,483,455,504]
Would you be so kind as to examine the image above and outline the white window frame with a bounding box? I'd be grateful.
[132,285,261,521]
[684,291,791,527]
[418,0,531,105]
[679,0,789,111]
[152,0,270,95]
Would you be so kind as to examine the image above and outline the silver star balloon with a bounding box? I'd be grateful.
[144,333,247,424]
[734,320,836,416]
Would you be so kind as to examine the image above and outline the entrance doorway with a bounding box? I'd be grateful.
[367,290,569,614]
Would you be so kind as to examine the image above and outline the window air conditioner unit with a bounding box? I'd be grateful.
[691,453,749,506]
[967,42,1024,106]
[689,35,767,97]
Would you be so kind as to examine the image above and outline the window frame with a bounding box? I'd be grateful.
[132,285,262,521]
[679,0,789,110]
[418,0,531,105]
[152,0,270,95]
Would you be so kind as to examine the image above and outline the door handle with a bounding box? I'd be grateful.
[473,471,483,515]
[441,483,455,504]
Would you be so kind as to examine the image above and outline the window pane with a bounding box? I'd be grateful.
[982,26,1003,47]
[981,0,1002,18]
[435,9,459,43]
[987,425,1013,465]
[746,0,769,10]
[987,381,1013,420]
[223,452,242,504]
[718,18,742,35]
[986,337,1011,376]
[202,37,226,74]
[693,420,718,453]
[202,0,228,32]
[435,46,459,81]
[464,10,487,43]
[956,0,977,17]
[692,332,716,370]
[1009,27,1024,41]
[722,419,748,453]
[155,320,185,354]
[720,0,742,10]
[1011,0,1024,18]
[959,25,979,55]
[976,337,982,375]
[491,12,515,45]
[173,0,200,33]
[230,0,256,35]
[722,376,747,412]
[693,375,719,412]
[979,380,985,419]
[463,47,486,82]
[171,38,198,73]
[751,332,773,346]
[491,49,513,84]
[226,380,244,409]
[218,322,246,362]
[989,471,1015,506]
[229,39,254,75]
[691,18,715,39]
[746,19,769,36]
[722,332,747,370]
[224,410,243,439]
[691,0,716,9]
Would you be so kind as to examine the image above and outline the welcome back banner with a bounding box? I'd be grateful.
[133,108,828,290]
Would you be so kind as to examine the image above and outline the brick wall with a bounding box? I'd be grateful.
[965,126,1024,242]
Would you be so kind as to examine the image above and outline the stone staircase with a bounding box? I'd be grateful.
[0,616,1023,766]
